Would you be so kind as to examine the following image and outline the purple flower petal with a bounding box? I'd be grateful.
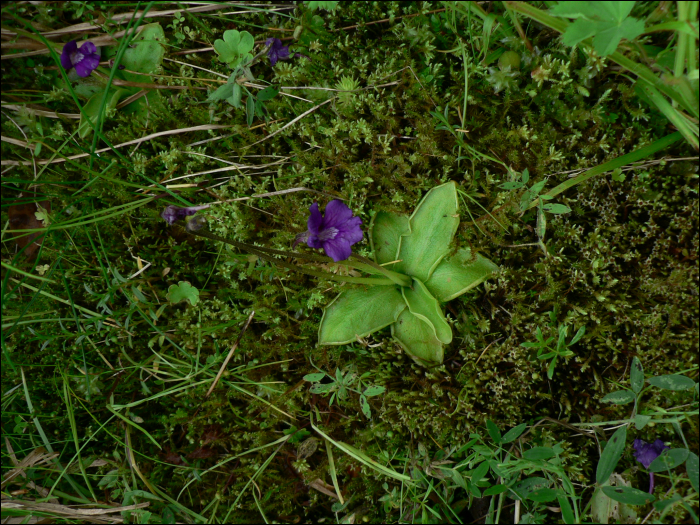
[323,199,354,228]
[75,54,100,77]
[337,216,364,244]
[267,37,290,67]
[307,202,323,234]
[80,41,97,55]
[633,438,669,469]
[61,40,77,70]
[323,237,352,262]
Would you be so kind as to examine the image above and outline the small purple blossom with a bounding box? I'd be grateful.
[265,38,290,66]
[161,205,209,225]
[294,200,363,262]
[60,40,100,78]
[633,438,670,493]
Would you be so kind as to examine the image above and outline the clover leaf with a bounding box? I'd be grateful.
[551,1,645,57]
[166,281,200,306]
[318,182,498,366]
[214,30,254,68]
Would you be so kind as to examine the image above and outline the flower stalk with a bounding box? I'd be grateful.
[189,228,397,286]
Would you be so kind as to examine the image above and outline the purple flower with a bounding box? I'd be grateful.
[161,205,209,225]
[633,438,670,493]
[294,200,363,262]
[633,438,669,469]
[60,40,100,78]
[265,38,290,66]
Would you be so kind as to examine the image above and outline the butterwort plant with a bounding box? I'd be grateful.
[317,182,498,366]
[172,183,497,366]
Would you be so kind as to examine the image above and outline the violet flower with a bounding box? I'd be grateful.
[294,200,363,262]
[161,205,209,225]
[265,38,290,66]
[633,438,669,493]
[60,40,100,78]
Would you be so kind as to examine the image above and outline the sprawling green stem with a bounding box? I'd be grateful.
[349,254,412,287]
[189,229,397,286]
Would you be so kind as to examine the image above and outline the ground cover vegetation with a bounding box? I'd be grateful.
[1,1,698,523]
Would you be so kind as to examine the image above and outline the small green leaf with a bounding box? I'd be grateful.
[569,325,586,345]
[542,203,572,214]
[634,414,652,430]
[318,286,406,345]
[601,390,636,405]
[395,182,459,282]
[471,460,490,481]
[558,495,575,524]
[483,484,508,496]
[257,86,279,102]
[529,180,547,197]
[450,469,468,491]
[648,448,689,473]
[686,452,699,493]
[401,278,452,344]
[502,423,527,443]
[98,469,119,488]
[536,201,547,240]
[596,425,627,485]
[499,181,524,190]
[648,374,695,391]
[363,385,385,397]
[229,83,242,107]
[166,281,200,306]
[592,17,646,57]
[246,95,255,126]
[391,309,443,366]
[208,82,234,102]
[524,447,556,461]
[370,211,409,265]
[630,357,644,394]
[303,372,326,382]
[528,487,559,503]
[547,356,557,379]
[306,1,339,12]
[310,383,335,394]
[424,248,498,303]
[512,477,550,501]
[359,394,371,418]
[602,485,655,506]
[486,420,502,444]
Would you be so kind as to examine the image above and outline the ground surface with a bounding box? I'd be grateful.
[1,2,698,524]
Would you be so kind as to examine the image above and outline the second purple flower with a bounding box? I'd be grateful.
[295,200,363,262]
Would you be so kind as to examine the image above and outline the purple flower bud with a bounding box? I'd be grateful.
[60,40,100,78]
[161,205,209,225]
[294,200,363,262]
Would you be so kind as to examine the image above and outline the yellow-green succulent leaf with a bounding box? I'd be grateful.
[391,309,444,366]
[370,211,410,266]
[395,182,460,282]
[425,248,499,302]
[401,278,452,344]
[318,285,406,345]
